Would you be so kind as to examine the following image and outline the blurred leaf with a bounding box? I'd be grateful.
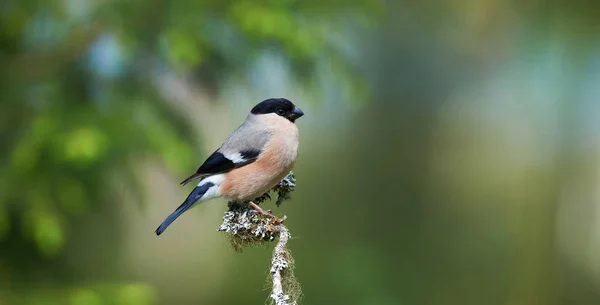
[33,211,65,257]
[60,127,109,165]
[23,203,66,257]
[70,289,103,305]
[116,283,157,305]
[162,28,204,70]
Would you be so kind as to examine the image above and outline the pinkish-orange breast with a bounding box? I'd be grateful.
[220,120,299,201]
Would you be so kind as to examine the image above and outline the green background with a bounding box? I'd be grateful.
[2,0,600,304]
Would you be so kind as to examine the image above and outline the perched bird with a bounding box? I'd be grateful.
[155,98,304,236]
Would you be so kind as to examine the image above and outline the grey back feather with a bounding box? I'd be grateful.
[218,116,271,155]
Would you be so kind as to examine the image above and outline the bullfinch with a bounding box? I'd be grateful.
[155,98,304,236]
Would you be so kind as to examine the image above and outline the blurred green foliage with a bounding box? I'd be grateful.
[3,0,600,305]
[1,282,156,305]
[0,0,377,256]
[0,0,378,303]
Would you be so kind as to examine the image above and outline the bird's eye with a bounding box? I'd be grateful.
[276,109,285,116]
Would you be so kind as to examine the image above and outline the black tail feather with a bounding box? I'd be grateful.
[155,182,214,235]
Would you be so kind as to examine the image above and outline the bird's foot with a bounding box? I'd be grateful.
[247,201,286,225]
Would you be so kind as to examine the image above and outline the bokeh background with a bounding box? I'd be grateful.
[2,0,600,304]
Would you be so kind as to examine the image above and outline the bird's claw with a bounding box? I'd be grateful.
[247,201,285,224]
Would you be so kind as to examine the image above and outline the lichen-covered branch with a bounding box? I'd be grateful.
[217,172,301,304]
[269,224,296,305]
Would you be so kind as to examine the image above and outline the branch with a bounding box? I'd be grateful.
[217,172,302,304]
[270,224,296,305]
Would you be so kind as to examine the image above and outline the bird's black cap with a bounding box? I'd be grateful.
[251,98,304,122]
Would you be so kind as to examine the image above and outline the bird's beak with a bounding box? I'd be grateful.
[288,106,304,122]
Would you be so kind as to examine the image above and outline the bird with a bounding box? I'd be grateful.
[155,98,304,236]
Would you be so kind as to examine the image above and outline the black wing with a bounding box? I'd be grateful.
[180,148,262,186]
